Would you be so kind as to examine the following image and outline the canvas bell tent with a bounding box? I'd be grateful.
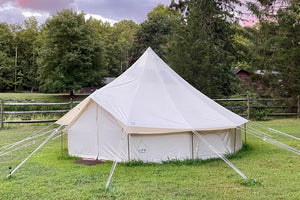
[56,47,248,163]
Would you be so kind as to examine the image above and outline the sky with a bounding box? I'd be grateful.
[0,0,171,25]
[0,0,258,26]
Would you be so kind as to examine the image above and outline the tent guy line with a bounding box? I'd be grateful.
[192,130,247,179]
[248,121,300,140]
[238,126,300,155]
[7,125,63,178]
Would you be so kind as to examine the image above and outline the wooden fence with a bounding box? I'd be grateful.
[0,99,80,128]
[214,95,300,119]
[0,96,299,128]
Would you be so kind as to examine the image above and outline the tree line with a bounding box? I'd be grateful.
[0,0,299,98]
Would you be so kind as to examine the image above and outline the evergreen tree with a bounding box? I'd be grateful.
[273,1,300,98]
[168,0,238,98]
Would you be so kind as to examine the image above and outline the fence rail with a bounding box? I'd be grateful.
[0,96,299,128]
[0,98,79,128]
[213,95,300,119]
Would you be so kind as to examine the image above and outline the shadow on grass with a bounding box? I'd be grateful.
[121,144,253,167]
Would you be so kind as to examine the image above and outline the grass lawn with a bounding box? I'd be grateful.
[0,119,299,200]
[0,93,88,102]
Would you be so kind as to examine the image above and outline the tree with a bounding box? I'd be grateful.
[271,1,300,98]
[105,20,139,76]
[134,4,180,59]
[13,17,40,92]
[241,1,299,98]
[38,9,105,95]
[0,23,14,91]
[168,0,238,98]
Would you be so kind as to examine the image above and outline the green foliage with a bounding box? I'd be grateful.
[241,2,299,98]
[274,2,300,98]
[105,20,139,76]
[168,0,238,98]
[38,9,105,94]
[250,108,269,121]
[14,17,40,91]
[134,4,180,59]
[0,23,14,91]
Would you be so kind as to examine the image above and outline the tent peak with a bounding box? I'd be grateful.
[146,47,153,51]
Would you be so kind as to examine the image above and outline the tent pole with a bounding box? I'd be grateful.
[191,132,194,159]
[244,124,247,145]
[61,131,64,157]
[234,128,237,153]
[105,161,118,191]
[127,134,130,162]
[7,125,63,178]
[192,130,247,179]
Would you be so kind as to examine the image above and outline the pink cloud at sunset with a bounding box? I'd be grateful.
[16,0,74,12]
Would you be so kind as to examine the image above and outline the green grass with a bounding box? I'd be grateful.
[0,93,88,102]
[0,119,299,199]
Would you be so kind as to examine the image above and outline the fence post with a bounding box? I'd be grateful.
[1,99,4,128]
[297,95,300,119]
[70,98,73,110]
[246,95,250,120]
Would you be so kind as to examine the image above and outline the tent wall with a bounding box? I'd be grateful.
[128,129,242,162]
[68,101,128,161]
[193,129,242,160]
[97,105,128,162]
[68,101,98,159]
[129,132,192,162]
[68,101,242,162]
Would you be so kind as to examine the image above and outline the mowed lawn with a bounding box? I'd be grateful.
[0,93,87,102]
[0,119,299,200]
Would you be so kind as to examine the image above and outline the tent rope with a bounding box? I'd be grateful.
[248,121,300,140]
[7,125,63,178]
[237,126,300,155]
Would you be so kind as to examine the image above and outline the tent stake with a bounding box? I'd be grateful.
[7,125,63,178]
[105,161,118,191]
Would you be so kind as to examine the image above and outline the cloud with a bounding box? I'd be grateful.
[84,13,118,25]
[0,1,26,24]
[0,0,171,25]
[16,0,74,13]
[74,0,170,23]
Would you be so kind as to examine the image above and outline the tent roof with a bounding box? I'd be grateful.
[57,47,247,132]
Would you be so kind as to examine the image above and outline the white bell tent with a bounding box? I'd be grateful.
[6,48,299,184]
[56,47,248,163]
